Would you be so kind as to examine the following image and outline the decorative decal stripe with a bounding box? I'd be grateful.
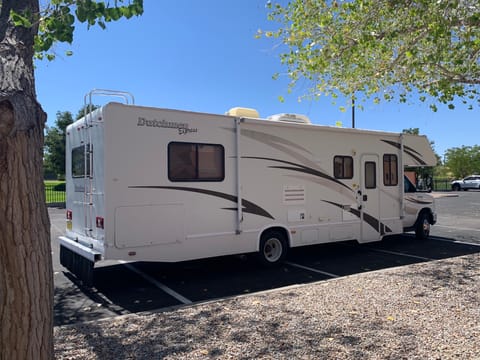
[322,200,392,235]
[381,139,427,165]
[405,197,433,205]
[234,128,330,172]
[381,139,422,156]
[242,156,352,191]
[128,186,275,220]
[240,128,313,155]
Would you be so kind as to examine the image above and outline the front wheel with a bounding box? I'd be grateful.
[258,230,288,266]
[415,213,431,240]
[452,184,461,191]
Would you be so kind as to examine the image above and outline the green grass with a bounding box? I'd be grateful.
[45,180,66,203]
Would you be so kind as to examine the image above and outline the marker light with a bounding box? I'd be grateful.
[96,216,104,229]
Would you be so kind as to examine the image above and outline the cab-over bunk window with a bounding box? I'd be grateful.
[168,142,225,181]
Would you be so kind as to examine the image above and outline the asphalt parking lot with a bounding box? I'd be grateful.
[51,191,480,326]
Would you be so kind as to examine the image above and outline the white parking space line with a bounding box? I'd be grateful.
[366,248,433,261]
[434,224,480,233]
[285,261,340,278]
[51,222,65,234]
[430,236,480,247]
[118,261,193,305]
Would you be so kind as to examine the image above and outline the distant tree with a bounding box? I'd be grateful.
[444,145,480,178]
[264,0,480,111]
[0,1,143,359]
[402,128,419,135]
[44,105,99,179]
[75,104,100,120]
[44,111,74,179]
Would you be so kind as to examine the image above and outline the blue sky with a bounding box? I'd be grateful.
[35,0,478,158]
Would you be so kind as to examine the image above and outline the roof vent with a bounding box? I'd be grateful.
[268,113,311,124]
[226,107,260,118]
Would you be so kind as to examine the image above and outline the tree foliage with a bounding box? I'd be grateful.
[264,0,480,110]
[44,110,73,178]
[10,0,144,60]
[444,145,480,178]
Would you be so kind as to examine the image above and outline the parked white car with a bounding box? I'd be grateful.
[451,175,480,191]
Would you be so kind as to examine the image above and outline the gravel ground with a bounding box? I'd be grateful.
[54,253,480,359]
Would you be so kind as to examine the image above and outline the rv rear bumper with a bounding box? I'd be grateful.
[59,236,102,263]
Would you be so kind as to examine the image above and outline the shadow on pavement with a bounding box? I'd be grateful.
[55,235,480,326]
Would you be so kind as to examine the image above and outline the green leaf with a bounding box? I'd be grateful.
[10,10,32,28]
[264,0,479,111]
[76,7,87,23]
[35,0,144,60]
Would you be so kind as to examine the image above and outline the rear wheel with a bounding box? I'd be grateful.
[258,230,288,266]
[415,213,431,240]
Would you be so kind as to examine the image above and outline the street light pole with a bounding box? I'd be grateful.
[351,97,355,128]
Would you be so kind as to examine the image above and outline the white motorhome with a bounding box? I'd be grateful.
[59,90,437,285]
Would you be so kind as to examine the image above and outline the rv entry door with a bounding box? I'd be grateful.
[360,154,381,242]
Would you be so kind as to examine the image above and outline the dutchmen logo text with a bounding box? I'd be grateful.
[137,117,198,135]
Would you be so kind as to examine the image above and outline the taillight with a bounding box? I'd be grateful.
[66,210,72,220]
[96,216,104,229]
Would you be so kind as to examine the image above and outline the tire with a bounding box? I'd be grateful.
[415,213,431,240]
[258,230,288,266]
[452,184,461,191]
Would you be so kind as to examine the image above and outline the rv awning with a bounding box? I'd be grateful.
[401,134,437,167]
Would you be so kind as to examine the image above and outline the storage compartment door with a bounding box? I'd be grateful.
[114,204,185,248]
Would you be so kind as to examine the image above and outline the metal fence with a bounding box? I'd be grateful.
[45,182,66,207]
[431,178,452,191]
[414,178,452,192]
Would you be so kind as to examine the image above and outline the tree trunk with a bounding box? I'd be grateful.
[0,1,54,359]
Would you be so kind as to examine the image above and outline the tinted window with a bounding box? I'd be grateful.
[72,145,91,178]
[334,156,353,179]
[383,154,398,186]
[365,161,376,189]
[168,142,224,181]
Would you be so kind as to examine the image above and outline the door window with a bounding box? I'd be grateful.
[365,161,376,189]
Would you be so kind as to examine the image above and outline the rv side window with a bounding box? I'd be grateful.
[72,145,91,178]
[333,156,353,179]
[365,161,376,189]
[383,154,398,186]
[168,142,224,181]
